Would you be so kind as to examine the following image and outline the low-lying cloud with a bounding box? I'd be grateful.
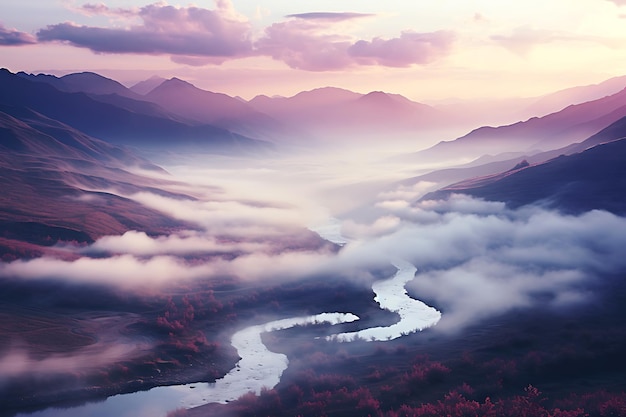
[351,195,626,332]
[0,250,343,289]
[0,344,139,380]
[2,154,625,334]
[84,230,267,256]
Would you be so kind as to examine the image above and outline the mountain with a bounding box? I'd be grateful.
[429,75,626,131]
[249,87,444,141]
[145,78,256,123]
[401,112,626,204]
[17,71,140,99]
[422,130,626,215]
[249,87,362,117]
[130,75,167,95]
[395,123,626,196]
[410,87,626,164]
[143,78,290,141]
[0,106,191,258]
[16,71,185,122]
[524,75,626,118]
[0,69,271,153]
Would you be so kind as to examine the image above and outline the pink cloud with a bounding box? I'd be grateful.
[255,19,354,71]
[31,2,454,71]
[0,23,36,46]
[37,2,253,61]
[348,30,456,67]
[69,3,139,18]
[285,12,375,22]
[257,20,455,71]
[492,26,623,56]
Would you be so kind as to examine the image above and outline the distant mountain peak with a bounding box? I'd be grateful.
[365,90,387,96]
[165,77,195,87]
[146,77,200,96]
[129,75,166,95]
[61,71,105,79]
[360,90,394,102]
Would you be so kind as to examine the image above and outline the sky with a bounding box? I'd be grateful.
[1,0,626,101]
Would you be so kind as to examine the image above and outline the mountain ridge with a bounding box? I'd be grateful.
[1,68,271,153]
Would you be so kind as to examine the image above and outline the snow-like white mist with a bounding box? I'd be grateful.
[3,149,626,330]
[4,145,626,416]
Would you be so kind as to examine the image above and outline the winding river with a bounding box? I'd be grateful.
[17,219,441,417]
[327,259,441,342]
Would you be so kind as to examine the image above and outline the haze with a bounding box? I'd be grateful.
[1,1,626,416]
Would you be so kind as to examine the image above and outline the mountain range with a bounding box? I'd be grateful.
[141,77,294,142]
[421,114,626,215]
[9,69,454,146]
[403,85,626,166]
[3,69,270,153]
[3,66,626,257]
[249,87,447,141]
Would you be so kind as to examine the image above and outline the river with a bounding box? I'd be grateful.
[16,218,440,417]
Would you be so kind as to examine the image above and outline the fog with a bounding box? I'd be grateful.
[2,147,626,333]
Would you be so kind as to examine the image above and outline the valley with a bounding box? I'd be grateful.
[1,6,626,413]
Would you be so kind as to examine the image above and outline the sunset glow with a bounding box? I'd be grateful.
[2,0,626,100]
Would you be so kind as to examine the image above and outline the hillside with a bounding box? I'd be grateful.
[423,136,626,215]
[0,107,190,258]
[1,69,271,153]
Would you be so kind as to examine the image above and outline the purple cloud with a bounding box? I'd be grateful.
[285,12,375,21]
[0,24,36,46]
[37,2,253,60]
[256,20,455,71]
[255,20,354,71]
[32,2,454,71]
[70,3,138,18]
[348,31,456,67]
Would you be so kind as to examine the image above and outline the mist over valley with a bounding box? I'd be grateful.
[2,3,626,413]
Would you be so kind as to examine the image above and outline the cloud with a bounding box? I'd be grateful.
[32,2,453,71]
[606,0,626,5]
[492,25,623,56]
[285,12,376,22]
[68,3,139,18]
[255,19,354,71]
[411,259,586,333]
[2,175,624,337]
[378,181,439,201]
[348,30,456,67]
[37,1,253,62]
[0,23,36,46]
[256,20,455,71]
[473,13,488,23]
[124,191,306,234]
[0,344,140,379]
[0,252,286,288]
[344,196,626,333]
[83,230,268,256]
